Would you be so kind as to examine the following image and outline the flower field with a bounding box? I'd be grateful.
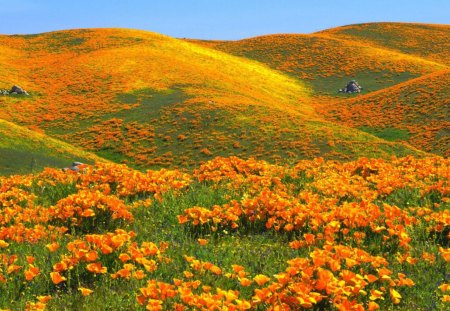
[0,22,448,310]
[0,156,448,310]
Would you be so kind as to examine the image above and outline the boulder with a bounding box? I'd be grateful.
[339,80,363,93]
[10,85,29,95]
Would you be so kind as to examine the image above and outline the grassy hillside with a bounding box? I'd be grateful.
[319,22,450,66]
[0,28,426,170]
[0,157,448,310]
[0,119,104,176]
[316,70,450,157]
[189,33,446,95]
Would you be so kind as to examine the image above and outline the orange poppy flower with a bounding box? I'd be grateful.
[197,238,208,246]
[36,295,52,303]
[253,274,271,286]
[50,272,66,284]
[7,264,21,274]
[25,265,40,281]
[46,242,60,252]
[239,277,252,286]
[86,262,107,274]
[390,288,402,304]
[78,287,93,296]
[368,301,379,311]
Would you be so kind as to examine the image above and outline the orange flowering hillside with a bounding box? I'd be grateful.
[0,28,428,172]
[189,31,446,94]
[0,157,448,310]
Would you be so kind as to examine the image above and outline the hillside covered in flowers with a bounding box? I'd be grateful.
[2,24,446,172]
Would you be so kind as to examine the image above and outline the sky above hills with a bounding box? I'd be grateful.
[0,0,449,39]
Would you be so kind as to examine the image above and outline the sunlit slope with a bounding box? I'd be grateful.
[0,29,426,167]
[189,31,446,95]
[319,22,450,66]
[0,119,104,175]
[316,70,450,157]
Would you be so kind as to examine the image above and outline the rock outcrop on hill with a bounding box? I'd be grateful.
[339,80,363,93]
[0,85,29,95]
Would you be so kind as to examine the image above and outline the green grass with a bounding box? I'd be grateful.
[310,71,418,96]
[359,126,411,142]
[0,147,73,175]
[0,120,102,176]
[112,87,187,123]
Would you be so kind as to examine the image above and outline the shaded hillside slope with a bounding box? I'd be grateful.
[0,119,104,175]
[316,70,450,156]
[0,28,426,168]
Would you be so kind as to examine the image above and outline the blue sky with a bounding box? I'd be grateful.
[0,0,448,39]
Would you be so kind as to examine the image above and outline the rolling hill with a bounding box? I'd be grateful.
[0,27,428,172]
[0,119,103,175]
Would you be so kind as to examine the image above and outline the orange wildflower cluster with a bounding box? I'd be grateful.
[135,245,414,310]
[66,119,157,166]
[182,157,448,239]
[24,295,51,311]
[0,162,191,247]
[48,189,132,222]
[247,244,414,310]
[0,161,187,308]
[0,156,448,309]
[137,255,252,310]
[50,229,168,282]
[175,156,449,309]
